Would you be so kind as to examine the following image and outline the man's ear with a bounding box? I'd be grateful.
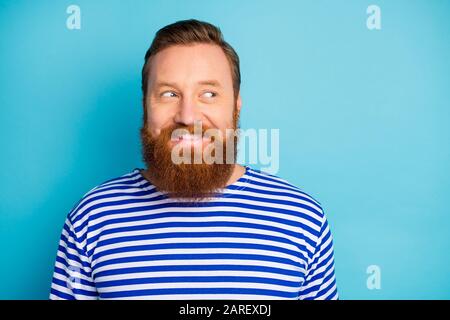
[236,92,242,112]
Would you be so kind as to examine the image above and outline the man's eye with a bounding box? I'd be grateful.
[161,91,177,98]
[201,91,217,98]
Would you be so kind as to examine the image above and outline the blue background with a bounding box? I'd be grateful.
[1,0,449,299]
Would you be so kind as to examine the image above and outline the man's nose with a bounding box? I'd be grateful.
[173,96,197,126]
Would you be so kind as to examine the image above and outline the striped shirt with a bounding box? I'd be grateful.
[50,166,338,300]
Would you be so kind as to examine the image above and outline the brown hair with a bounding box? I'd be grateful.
[141,19,241,104]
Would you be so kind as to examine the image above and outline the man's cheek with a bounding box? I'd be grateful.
[149,127,161,137]
[147,119,161,138]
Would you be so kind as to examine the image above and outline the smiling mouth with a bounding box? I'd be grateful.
[170,133,211,147]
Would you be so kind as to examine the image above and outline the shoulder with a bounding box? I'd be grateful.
[66,168,149,224]
[244,166,326,224]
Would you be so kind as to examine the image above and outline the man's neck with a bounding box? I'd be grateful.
[226,164,246,186]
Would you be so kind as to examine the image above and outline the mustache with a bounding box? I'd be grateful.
[163,123,218,135]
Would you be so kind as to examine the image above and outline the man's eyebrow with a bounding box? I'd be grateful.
[197,80,222,88]
[154,81,178,88]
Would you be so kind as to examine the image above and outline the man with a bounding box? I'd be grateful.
[50,19,338,300]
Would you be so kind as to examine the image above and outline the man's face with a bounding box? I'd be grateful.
[141,43,242,200]
[145,43,241,141]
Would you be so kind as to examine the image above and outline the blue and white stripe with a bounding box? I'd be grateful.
[50,166,338,300]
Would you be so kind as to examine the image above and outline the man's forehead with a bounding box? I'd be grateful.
[148,44,233,86]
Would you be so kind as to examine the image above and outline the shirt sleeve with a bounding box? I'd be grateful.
[298,212,338,300]
[49,216,98,300]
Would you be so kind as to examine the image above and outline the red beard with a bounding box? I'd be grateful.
[140,113,239,201]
